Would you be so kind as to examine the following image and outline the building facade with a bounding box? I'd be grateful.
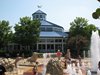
[32,10,68,53]
[5,10,68,53]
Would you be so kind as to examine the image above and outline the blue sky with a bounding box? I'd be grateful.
[0,0,100,31]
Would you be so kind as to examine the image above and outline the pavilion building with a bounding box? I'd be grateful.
[6,10,68,53]
[32,10,68,53]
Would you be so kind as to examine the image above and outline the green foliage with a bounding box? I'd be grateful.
[92,0,100,19]
[68,17,97,57]
[0,50,6,53]
[96,8,100,15]
[6,49,33,57]
[50,53,56,57]
[0,20,12,49]
[92,8,100,19]
[67,35,89,56]
[84,24,97,39]
[69,17,97,39]
[92,12,99,19]
[13,16,40,46]
[0,50,9,57]
[69,17,88,36]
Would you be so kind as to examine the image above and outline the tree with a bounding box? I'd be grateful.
[0,20,12,49]
[13,16,40,51]
[67,35,89,57]
[69,17,97,39]
[92,8,100,19]
[84,24,97,39]
[69,17,88,36]
[92,1,100,19]
[67,17,94,57]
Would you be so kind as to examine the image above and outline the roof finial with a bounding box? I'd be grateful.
[37,5,42,9]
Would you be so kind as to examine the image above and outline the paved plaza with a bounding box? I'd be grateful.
[0,57,93,75]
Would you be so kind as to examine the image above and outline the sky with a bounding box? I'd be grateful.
[0,0,100,31]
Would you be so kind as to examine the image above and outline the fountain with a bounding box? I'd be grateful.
[42,53,47,75]
[90,31,100,73]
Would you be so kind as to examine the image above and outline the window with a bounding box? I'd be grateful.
[47,39,54,42]
[40,27,45,31]
[55,39,62,42]
[39,39,45,42]
[42,44,45,49]
[47,44,54,50]
[36,15,39,18]
[46,27,52,31]
[53,27,63,32]
[40,15,42,18]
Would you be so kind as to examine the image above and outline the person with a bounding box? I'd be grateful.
[65,49,71,59]
[64,59,67,69]
[65,49,71,64]
[78,55,82,66]
[56,50,62,60]
[14,53,22,68]
[0,64,6,75]
[97,61,100,75]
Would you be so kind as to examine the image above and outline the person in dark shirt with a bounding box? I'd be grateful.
[0,64,6,75]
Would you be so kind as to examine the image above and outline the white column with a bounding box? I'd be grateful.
[83,50,85,58]
[88,50,91,58]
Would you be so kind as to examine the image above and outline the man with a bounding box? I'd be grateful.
[0,64,6,75]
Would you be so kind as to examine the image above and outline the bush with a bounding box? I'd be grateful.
[0,50,6,57]
[50,53,56,58]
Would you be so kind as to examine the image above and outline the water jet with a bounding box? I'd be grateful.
[90,31,100,74]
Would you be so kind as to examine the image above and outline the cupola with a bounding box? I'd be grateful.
[32,10,47,20]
